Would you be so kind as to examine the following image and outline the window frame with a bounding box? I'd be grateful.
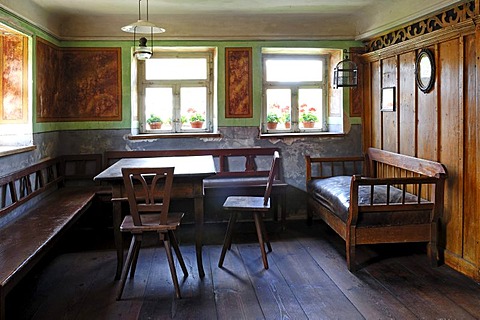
[261,52,329,134]
[0,22,33,150]
[137,48,215,134]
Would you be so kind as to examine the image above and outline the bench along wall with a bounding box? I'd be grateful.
[361,1,480,280]
[0,125,363,221]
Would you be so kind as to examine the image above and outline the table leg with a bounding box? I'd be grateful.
[194,194,205,278]
[112,185,123,280]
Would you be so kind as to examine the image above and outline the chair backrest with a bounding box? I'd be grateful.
[263,151,280,206]
[121,167,175,226]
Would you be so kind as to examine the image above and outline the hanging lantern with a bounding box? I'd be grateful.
[333,50,358,89]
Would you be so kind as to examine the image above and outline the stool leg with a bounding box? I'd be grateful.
[218,212,237,268]
[254,212,269,269]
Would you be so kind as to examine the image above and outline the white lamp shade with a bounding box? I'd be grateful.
[121,20,165,34]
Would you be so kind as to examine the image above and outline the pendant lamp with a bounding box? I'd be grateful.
[121,0,165,60]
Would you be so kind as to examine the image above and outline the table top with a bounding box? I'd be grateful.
[94,155,216,182]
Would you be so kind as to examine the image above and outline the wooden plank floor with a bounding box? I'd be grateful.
[6,219,480,319]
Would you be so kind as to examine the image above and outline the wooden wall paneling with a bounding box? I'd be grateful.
[417,46,438,162]
[371,60,382,149]
[362,5,480,281]
[475,24,480,279]
[362,60,372,152]
[398,52,417,157]
[381,57,398,152]
[463,33,479,268]
[438,38,463,258]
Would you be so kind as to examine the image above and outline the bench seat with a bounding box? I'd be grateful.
[307,175,430,226]
[0,187,95,290]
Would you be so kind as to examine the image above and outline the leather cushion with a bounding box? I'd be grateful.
[307,176,431,226]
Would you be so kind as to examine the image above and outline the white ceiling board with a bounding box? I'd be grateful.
[0,0,469,40]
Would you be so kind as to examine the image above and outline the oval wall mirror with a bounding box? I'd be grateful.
[415,49,435,93]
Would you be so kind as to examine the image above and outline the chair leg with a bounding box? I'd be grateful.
[254,212,269,269]
[218,212,237,268]
[168,230,188,277]
[259,214,272,252]
[129,236,142,279]
[163,233,182,299]
[117,235,141,300]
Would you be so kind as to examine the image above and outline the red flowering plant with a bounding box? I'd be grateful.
[267,103,282,123]
[281,105,291,123]
[300,104,318,122]
[186,107,205,122]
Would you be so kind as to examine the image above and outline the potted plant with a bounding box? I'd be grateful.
[190,113,205,128]
[146,114,163,129]
[282,113,291,129]
[300,105,318,128]
[266,112,280,130]
[301,112,318,128]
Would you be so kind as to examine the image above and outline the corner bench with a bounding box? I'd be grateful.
[104,148,288,224]
[0,154,103,320]
[306,147,447,271]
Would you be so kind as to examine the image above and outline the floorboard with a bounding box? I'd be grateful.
[5,220,480,320]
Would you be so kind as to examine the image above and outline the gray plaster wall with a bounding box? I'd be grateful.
[0,125,362,220]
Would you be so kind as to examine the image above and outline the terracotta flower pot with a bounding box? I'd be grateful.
[149,122,162,129]
[190,121,204,128]
[302,121,315,128]
[267,122,278,130]
[284,122,291,129]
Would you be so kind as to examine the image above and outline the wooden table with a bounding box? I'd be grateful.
[94,155,216,279]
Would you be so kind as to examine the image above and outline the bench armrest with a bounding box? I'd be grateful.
[348,174,441,225]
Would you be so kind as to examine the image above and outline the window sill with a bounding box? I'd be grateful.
[0,145,36,157]
[128,132,222,140]
[259,132,346,138]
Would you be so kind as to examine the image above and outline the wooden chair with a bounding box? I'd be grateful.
[218,151,280,269]
[116,167,188,300]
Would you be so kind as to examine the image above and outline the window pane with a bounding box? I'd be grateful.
[299,88,322,129]
[266,89,291,130]
[145,88,173,130]
[181,87,207,129]
[266,59,323,82]
[145,58,207,80]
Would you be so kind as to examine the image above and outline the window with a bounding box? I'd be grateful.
[262,51,330,134]
[0,23,32,149]
[137,48,215,134]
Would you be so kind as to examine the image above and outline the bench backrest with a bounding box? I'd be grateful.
[305,155,364,181]
[0,154,104,223]
[61,154,103,185]
[0,157,63,219]
[104,148,282,178]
